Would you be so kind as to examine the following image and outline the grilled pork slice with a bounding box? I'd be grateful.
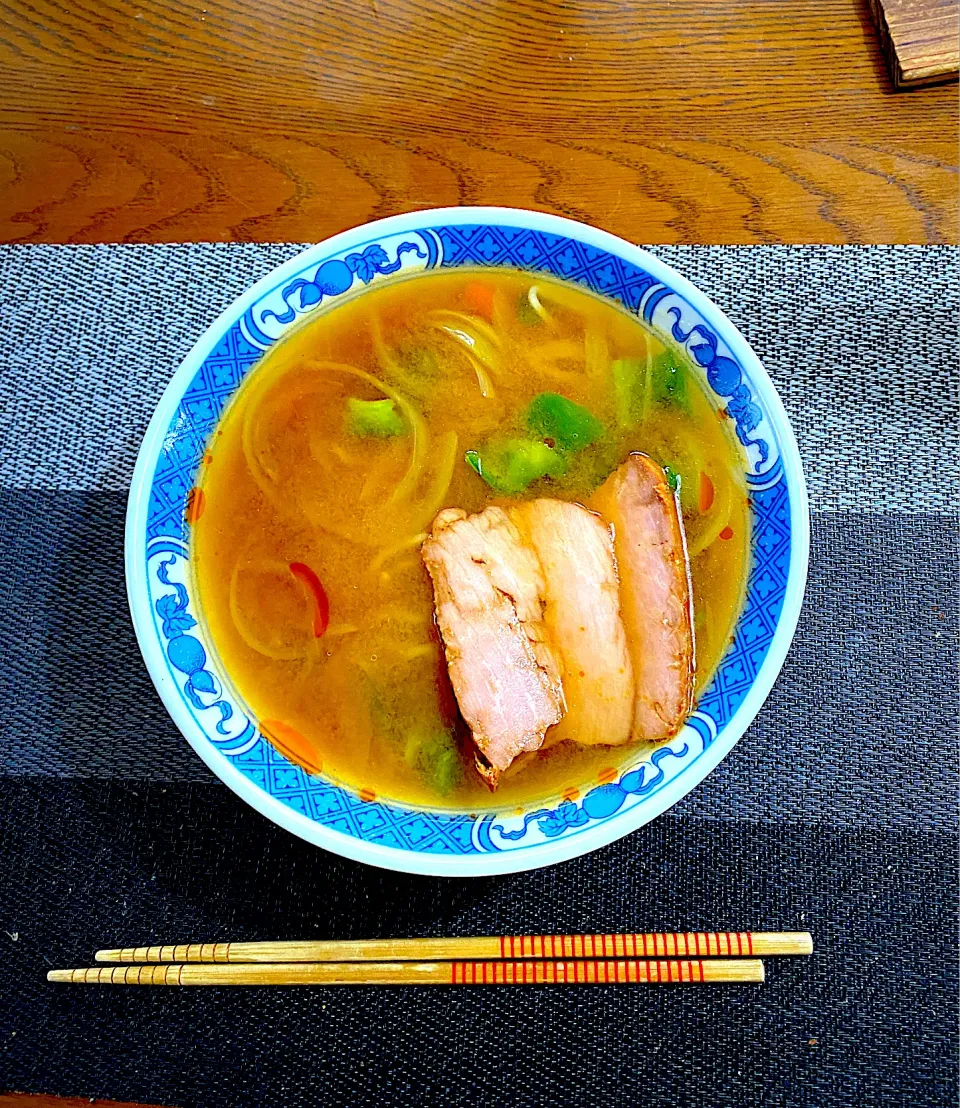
[421,507,565,787]
[510,499,634,748]
[590,454,695,742]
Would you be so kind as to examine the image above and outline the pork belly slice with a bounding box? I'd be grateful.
[590,453,696,742]
[510,499,634,748]
[421,507,564,787]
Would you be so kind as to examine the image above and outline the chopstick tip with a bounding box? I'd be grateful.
[47,969,74,982]
[94,949,119,962]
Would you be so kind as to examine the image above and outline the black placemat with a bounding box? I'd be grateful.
[1,244,957,1108]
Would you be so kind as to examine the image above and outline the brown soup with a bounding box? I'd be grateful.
[192,268,750,808]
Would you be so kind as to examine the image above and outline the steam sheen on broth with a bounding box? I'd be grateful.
[191,269,750,808]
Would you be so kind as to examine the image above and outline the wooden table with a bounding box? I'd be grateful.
[0,11,952,1108]
[0,1098,170,1108]
[0,0,956,246]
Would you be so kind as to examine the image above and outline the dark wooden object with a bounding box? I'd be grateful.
[870,0,960,88]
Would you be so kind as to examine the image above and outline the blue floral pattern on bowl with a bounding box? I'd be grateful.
[128,209,808,876]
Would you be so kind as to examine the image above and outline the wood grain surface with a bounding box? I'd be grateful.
[0,0,956,245]
[0,1097,171,1107]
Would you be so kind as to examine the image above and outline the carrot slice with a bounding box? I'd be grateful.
[289,562,330,637]
[463,281,496,321]
[260,718,322,774]
[185,487,206,524]
[699,472,715,513]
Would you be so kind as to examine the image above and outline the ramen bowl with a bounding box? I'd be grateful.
[126,207,809,876]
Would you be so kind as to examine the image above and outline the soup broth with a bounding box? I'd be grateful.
[192,269,750,808]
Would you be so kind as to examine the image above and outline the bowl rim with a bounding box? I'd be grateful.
[126,205,810,876]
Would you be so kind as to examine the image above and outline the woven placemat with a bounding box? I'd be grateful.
[0,244,957,1108]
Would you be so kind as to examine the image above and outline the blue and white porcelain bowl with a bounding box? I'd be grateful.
[126,207,809,876]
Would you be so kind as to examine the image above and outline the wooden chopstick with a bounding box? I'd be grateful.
[95,931,812,964]
[49,958,765,986]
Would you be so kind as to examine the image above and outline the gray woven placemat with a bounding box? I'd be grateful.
[1,244,956,512]
[0,244,956,829]
[0,243,956,1108]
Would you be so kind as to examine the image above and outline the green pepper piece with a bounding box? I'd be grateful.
[651,349,690,412]
[430,743,462,795]
[465,438,567,494]
[404,727,463,796]
[345,397,406,438]
[663,464,682,494]
[611,347,690,428]
[611,357,644,428]
[526,393,605,453]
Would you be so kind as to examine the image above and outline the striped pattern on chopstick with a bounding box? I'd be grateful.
[49,958,765,986]
[95,931,812,964]
[448,958,761,984]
